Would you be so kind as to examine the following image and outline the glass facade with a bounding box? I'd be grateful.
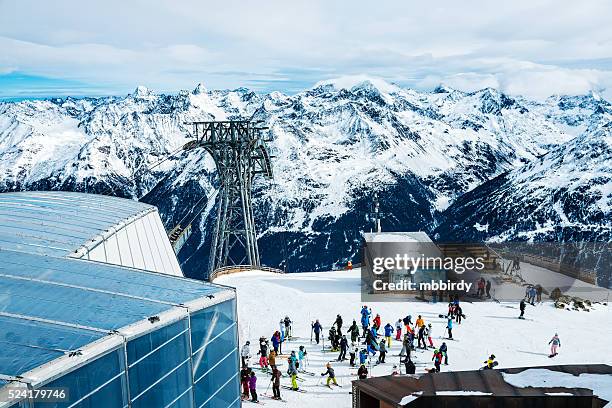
[4,300,239,408]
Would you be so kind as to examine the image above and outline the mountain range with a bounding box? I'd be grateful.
[0,78,610,280]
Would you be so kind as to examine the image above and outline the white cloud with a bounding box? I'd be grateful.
[0,0,611,97]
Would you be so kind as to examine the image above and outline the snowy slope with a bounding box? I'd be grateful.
[0,82,610,276]
[216,269,612,408]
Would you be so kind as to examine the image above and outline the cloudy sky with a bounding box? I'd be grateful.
[1,0,611,99]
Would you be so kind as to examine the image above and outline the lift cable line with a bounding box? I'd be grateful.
[181,120,274,275]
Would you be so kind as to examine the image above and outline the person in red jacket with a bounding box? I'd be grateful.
[432,349,443,372]
[373,314,381,330]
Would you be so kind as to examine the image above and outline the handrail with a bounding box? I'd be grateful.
[209,265,285,282]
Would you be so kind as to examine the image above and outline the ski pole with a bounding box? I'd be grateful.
[311,321,313,343]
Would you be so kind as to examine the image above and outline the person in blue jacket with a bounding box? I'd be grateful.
[383,323,394,347]
[312,320,323,344]
[359,348,368,365]
[446,317,453,339]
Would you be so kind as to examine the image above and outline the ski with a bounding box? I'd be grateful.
[262,394,287,403]
[299,370,316,376]
[281,385,307,393]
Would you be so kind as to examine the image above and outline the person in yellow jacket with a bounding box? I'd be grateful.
[415,315,425,329]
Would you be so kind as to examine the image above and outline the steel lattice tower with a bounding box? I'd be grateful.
[184,121,273,274]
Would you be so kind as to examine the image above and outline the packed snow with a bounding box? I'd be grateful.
[216,269,612,407]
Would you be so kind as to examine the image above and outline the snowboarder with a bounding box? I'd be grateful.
[384,323,394,347]
[349,342,358,366]
[348,319,359,342]
[446,317,453,339]
[258,337,269,369]
[395,319,403,341]
[439,342,448,365]
[249,371,258,403]
[426,323,434,348]
[548,333,561,357]
[519,299,526,319]
[271,366,282,400]
[483,354,498,369]
[335,314,343,335]
[432,349,443,372]
[298,345,307,368]
[486,280,492,299]
[338,335,348,361]
[284,316,292,338]
[240,366,251,399]
[312,320,323,344]
[357,363,368,380]
[241,341,251,367]
[455,305,463,324]
[417,324,427,349]
[378,339,387,363]
[321,363,338,387]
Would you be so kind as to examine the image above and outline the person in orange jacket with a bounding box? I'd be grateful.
[415,315,425,329]
[347,260,353,270]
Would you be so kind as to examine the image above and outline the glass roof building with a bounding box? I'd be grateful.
[0,192,240,408]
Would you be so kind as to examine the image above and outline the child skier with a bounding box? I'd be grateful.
[298,345,307,368]
[446,316,453,339]
[349,342,357,366]
[240,366,251,399]
[431,349,443,372]
[249,371,258,403]
[321,363,338,387]
[288,351,299,390]
[373,313,381,330]
[359,348,368,365]
[548,333,561,357]
[519,299,526,319]
[439,342,448,365]
[384,322,394,347]
[258,337,269,370]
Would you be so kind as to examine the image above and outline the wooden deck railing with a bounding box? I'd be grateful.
[209,265,285,282]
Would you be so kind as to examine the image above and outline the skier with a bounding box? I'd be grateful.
[348,319,360,342]
[284,316,292,338]
[349,342,357,366]
[287,351,299,390]
[287,361,299,391]
[455,305,463,324]
[378,339,387,363]
[395,319,403,341]
[241,341,251,367]
[373,313,381,330]
[258,337,269,370]
[312,320,323,344]
[417,324,427,349]
[249,371,258,403]
[279,319,286,343]
[338,335,348,361]
[329,326,339,350]
[427,323,434,348]
[357,363,368,380]
[548,333,561,357]
[335,314,343,335]
[483,354,497,369]
[384,322,394,347]
[271,331,280,354]
[431,349,443,372]
[240,366,251,399]
[519,298,526,319]
[529,286,537,305]
[401,355,416,374]
[486,280,492,299]
[415,315,425,329]
[268,349,277,368]
[446,316,453,339]
[439,342,448,365]
[271,366,282,400]
[321,363,338,387]
[400,333,412,361]
[298,345,307,369]
[359,348,368,365]
[402,315,413,326]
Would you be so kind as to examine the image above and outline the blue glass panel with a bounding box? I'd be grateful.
[0,277,170,330]
[192,323,237,383]
[128,320,192,408]
[0,251,223,304]
[38,349,125,408]
[197,370,240,408]
[167,389,194,408]
[190,300,236,351]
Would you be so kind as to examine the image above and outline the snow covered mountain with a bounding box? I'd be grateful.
[0,79,610,278]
